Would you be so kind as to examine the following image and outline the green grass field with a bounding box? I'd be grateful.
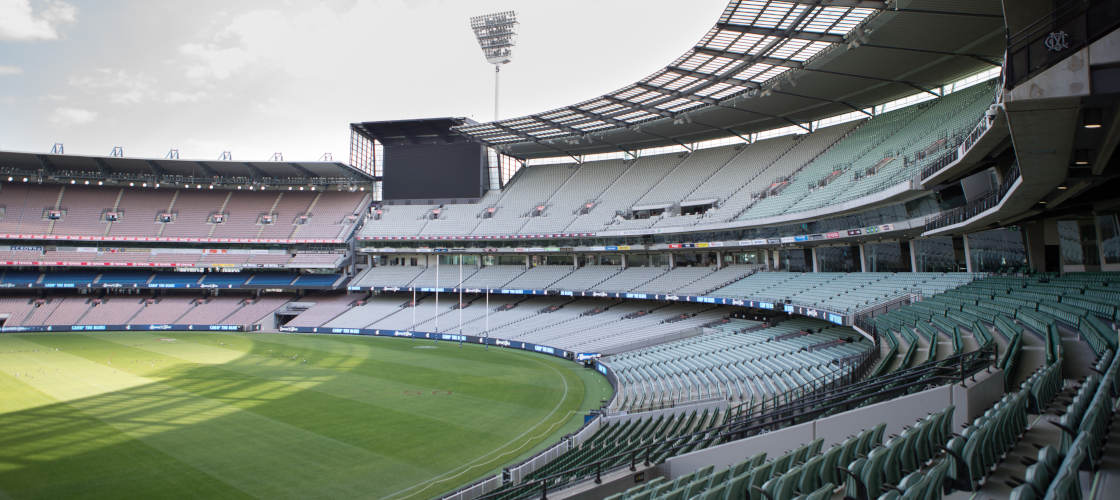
[0,331,612,499]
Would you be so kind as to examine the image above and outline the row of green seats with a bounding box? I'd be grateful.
[1008,432,1090,500]
[844,407,954,500]
[877,457,950,500]
[1023,359,1063,417]
[490,410,711,499]
[1054,350,1117,467]
[993,315,1024,389]
[1079,314,1118,356]
[944,385,1030,491]
[626,424,884,500]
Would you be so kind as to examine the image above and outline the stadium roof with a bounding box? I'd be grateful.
[454,0,1005,159]
[0,150,375,183]
[350,117,479,146]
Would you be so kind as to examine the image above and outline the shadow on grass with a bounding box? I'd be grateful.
[0,332,596,499]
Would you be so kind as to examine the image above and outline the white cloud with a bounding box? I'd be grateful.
[69,68,207,104]
[0,0,77,41]
[180,42,252,82]
[177,5,376,83]
[69,68,152,104]
[0,65,23,75]
[49,106,96,125]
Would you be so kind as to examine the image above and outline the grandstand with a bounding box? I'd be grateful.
[2,0,1120,499]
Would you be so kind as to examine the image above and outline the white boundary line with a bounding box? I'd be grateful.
[383,355,576,500]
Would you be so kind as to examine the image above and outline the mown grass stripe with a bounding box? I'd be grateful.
[0,332,612,499]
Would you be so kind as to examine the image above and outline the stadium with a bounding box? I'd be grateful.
[1,0,1119,499]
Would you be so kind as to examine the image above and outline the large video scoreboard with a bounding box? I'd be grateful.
[350,117,489,202]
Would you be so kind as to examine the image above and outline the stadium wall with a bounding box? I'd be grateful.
[560,369,1005,500]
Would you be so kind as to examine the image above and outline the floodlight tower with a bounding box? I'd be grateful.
[470,11,518,121]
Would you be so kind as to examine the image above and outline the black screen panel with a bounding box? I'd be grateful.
[382,142,486,201]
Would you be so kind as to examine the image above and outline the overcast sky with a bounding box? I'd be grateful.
[0,0,728,162]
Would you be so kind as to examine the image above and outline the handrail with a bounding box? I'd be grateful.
[923,163,1021,232]
[919,112,994,182]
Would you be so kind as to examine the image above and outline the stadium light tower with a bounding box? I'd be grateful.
[470,11,518,121]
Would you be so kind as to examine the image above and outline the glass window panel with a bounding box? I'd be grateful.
[915,237,956,272]
[1098,214,1120,265]
[967,227,1027,273]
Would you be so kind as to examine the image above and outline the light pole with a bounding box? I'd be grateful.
[470,11,518,121]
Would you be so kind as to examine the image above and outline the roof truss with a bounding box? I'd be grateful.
[453,0,996,156]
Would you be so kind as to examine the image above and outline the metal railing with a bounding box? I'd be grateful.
[918,113,995,182]
[476,343,996,500]
[923,163,1021,232]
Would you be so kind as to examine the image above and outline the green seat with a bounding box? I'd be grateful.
[800,482,833,500]
[895,469,922,492]
[680,478,703,498]
[843,457,868,499]
[912,416,934,467]
[1008,484,1038,500]
[778,465,803,499]
[871,423,887,449]
[807,439,824,459]
[856,428,876,457]
[934,406,955,451]
[758,476,780,500]
[818,445,843,486]
[882,435,906,486]
[658,486,686,500]
[748,462,774,500]
[651,482,675,497]
[772,452,794,475]
[699,483,726,500]
[730,461,751,477]
[921,458,950,500]
[708,468,730,489]
[798,455,824,493]
[726,471,752,500]
[861,447,889,500]
[749,452,768,470]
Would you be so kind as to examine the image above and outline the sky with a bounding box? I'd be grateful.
[0,0,728,162]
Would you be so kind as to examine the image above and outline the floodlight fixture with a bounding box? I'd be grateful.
[470,10,518,120]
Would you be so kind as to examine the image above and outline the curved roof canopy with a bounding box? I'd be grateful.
[455,0,1005,159]
[0,150,375,184]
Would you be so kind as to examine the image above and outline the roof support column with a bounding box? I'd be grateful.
[908,240,918,272]
[963,234,974,273]
[859,243,868,273]
[811,247,819,273]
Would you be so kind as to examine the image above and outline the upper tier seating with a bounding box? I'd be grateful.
[0,183,368,241]
[356,81,997,239]
[0,247,344,268]
[739,82,996,221]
